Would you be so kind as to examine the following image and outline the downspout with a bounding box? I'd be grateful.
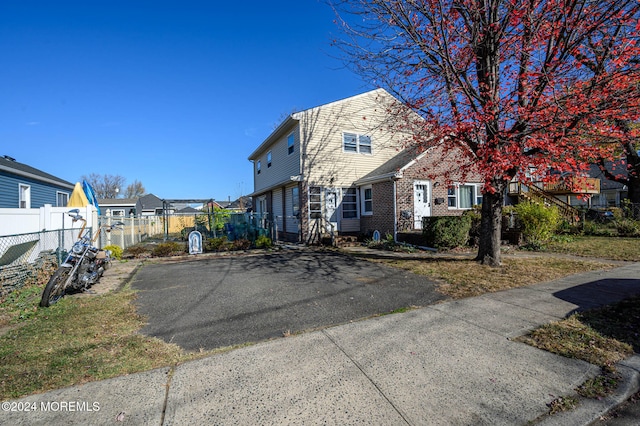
[393,178,398,243]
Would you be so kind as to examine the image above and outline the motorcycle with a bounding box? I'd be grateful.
[40,209,123,307]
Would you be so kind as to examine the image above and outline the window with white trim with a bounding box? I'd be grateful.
[56,191,69,207]
[19,184,30,208]
[256,160,261,174]
[309,186,322,219]
[448,183,483,209]
[343,132,372,154]
[361,185,372,215]
[287,133,294,155]
[342,187,358,218]
[267,151,272,168]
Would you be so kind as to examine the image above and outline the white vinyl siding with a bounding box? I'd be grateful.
[299,90,409,188]
[252,125,301,192]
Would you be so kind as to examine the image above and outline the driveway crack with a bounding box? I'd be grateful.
[160,366,175,425]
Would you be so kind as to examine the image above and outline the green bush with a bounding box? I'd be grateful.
[514,201,561,249]
[152,242,186,257]
[423,215,472,249]
[615,219,640,237]
[205,237,231,252]
[255,234,272,249]
[102,244,123,260]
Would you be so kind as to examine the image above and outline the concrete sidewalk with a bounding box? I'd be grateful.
[3,263,640,425]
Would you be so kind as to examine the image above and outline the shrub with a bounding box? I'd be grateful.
[152,242,186,257]
[255,234,272,249]
[123,244,152,259]
[423,215,472,249]
[205,237,231,252]
[231,239,251,250]
[102,244,123,260]
[514,201,560,249]
[615,219,640,237]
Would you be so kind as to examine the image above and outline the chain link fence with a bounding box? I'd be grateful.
[0,227,85,296]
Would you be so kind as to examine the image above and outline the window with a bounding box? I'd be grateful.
[267,151,272,168]
[359,135,372,154]
[287,133,295,155]
[112,209,125,216]
[56,191,69,207]
[343,132,372,154]
[256,160,261,174]
[309,186,322,219]
[448,184,483,209]
[361,186,372,215]
[342,187,358,218]
[291,186,299,217]
[19,184,30,208]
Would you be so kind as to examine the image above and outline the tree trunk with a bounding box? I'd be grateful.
[476,180,507,267]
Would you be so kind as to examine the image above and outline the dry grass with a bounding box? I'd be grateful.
[515,316,633,367]
[0,287,211,400]
[376,256,614,299]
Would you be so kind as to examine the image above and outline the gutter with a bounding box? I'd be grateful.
[0,164,74,190]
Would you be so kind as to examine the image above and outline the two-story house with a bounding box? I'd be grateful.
[0,155,74,209]
[248,89,483,243]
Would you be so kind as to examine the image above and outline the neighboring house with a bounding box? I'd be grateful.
[135,194,170,217]
[222,196,252,212]
[98,198,138,217]
[0,155,74,209]
[248,89,483,243]
[588,162,628,208]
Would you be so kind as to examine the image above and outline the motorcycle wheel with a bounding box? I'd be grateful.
[40,267,72,307]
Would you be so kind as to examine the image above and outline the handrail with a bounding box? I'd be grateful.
[510,182,580,223]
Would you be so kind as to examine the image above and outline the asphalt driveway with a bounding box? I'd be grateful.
[131,249,446,351]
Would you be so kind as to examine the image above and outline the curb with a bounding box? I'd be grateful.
[535,355,640,425]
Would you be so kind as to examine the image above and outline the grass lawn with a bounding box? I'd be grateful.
[546,235,640,262]
[0,235,638,401]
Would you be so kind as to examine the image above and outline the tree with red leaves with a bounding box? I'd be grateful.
[333,0,640,266]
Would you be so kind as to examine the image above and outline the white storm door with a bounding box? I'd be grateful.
[413,181,431,229]
[325,188,339,233]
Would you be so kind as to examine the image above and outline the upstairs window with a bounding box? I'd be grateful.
[343,132,372,154]
[267,151,272,168]
[287,133,295,155]
[256,160,261,174]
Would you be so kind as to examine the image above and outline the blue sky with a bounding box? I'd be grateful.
[0,1,372,202]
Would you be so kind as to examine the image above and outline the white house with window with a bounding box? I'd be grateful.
[248,89,483,243]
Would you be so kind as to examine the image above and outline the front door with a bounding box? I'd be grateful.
[325,188,339,233]
[413,181,431,229]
